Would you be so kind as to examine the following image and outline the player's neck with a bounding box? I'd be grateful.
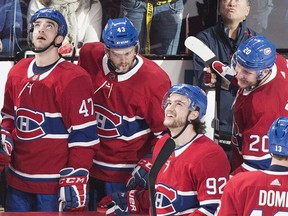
[271,158,288,168]
[35,49,61,67]
[171,126,196,147]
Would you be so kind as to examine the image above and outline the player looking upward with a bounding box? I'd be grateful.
[151,84,230,215]
[0,8,99,212]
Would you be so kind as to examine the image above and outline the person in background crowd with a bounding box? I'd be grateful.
[0,0,23,55]
[216,116,288,215]
[78,17,171,213]
[246,0,273,33]
[193,0,258,160]
[0,8,99,212]
[119,0,184,55]
[211,35,288,175]
[27,0,102,56]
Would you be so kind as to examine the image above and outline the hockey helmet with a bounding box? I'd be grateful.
[235,35,276,79]
[268,116,288,157]
[30,8,68,37]
[163,84,207,119]
[102,17,138,49]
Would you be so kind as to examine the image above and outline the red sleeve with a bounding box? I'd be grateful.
[136,189,150,214]
[215,179,239,216]
[59,65,99,170]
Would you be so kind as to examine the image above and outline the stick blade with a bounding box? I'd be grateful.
[185,36,217,64]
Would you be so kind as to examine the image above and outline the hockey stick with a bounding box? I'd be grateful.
[148,138,175,216]
[185,36,224,143]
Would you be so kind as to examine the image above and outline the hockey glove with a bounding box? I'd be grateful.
[1,127,14,156]
[98,190,142,216]
[204,66,217,88]
[212,61,238,91]
[0,127,13,172]
[58,167,89,211]
[126,157,152,190]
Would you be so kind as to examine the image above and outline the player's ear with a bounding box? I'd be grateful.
[263,68,271,76]
[55,35,64,46]
[188,110,199,122]
[104,46,110,58]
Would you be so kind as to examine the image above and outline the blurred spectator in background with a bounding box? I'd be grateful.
[0,0,23,56]
[27,0,102,56]
[119,0,184,55]
[246,0,273,33]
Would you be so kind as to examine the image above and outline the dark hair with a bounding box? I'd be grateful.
[272,154,288,161]
[190,119,206,134]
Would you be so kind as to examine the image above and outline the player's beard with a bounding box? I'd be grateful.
[34,43,50,51]
[164,116,186,129]
[237,78,258,89]
[115,63,130,73]
[115,57,136,73]
[33,38,54,53]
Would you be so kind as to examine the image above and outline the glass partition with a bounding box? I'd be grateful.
[1,0,288,59]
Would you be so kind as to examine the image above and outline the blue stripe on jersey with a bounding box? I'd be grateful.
[156,184,199,214]
[156,183,220,215]
[244,156,272,170]
[96,109,150,139]
[92,159,135,172]
[15,107,98,144]
[68,121,99,145]
[8,166,59,183]
[15,107,67,141]
[199,202,219,215]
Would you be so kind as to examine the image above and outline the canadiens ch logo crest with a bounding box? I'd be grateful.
[15,107,45,141]
[155,184,177,215]
[95,104,122,138]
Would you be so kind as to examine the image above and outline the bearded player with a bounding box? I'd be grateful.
[211,35,288,175]
[78,17,171,213]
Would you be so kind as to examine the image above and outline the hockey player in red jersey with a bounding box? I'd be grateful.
[212,35,288,175]
[216,116,288,215]
[78,17,171,213]
[0,8,99,212]
[152,84,230,215]
[96,84,230,215]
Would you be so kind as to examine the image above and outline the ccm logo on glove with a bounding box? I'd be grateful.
[59,177,87,184]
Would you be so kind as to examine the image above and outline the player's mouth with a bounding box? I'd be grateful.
[37,36,46,40]
[166,112,176,118]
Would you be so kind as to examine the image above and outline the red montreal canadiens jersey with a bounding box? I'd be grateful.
[216,169,288,216]
[1,58,99,194]
[78,42,171,182]
[232,54,288,174]
[153,134,230,216]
